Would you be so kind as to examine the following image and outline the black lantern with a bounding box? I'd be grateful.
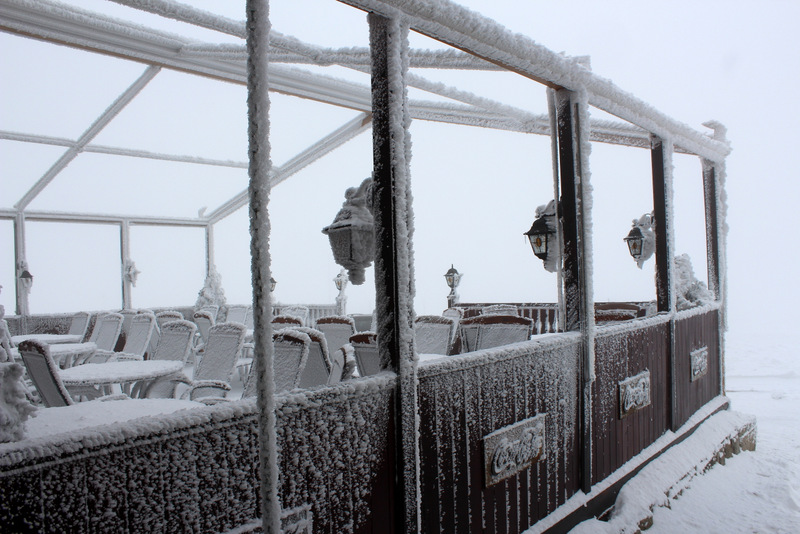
[524,217,551,260]
[444,265,461,289]
[269,277,277,292]
[624,226,644,260]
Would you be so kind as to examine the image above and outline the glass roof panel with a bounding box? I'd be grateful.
[26,152,248,219]
[0,141,67,210]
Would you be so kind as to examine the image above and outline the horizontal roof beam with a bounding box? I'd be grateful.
[338,0,731,162]
[0,209,207,227]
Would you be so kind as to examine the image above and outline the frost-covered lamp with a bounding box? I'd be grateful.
[624,212,656,269]
[269,277,277,292]
[334,269,348,315]
[322,178,375,285]
[524,217,551,260]
[444,265,461,308]
[624,226,644,260]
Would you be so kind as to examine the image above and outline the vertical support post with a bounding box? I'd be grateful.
[369,13,420,533]
[120,220,132,310]
[13,213,29,317]
[205,223,216,277]
[546,89,566,332]
[650,136,675,313]
[245,1,280,533]
[702,161,722,300]
[554,88,594,493]
[703,160,726,395]
[651,135,679,430]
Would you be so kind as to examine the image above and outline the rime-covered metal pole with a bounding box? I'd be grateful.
[245,1,280,532]
[368,13,421,533]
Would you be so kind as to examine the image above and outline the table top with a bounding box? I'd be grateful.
[11,333,84,345]
[60,360,184,386]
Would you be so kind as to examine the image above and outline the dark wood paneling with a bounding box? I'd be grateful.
[673,309,721,427]
[418,339,583,533]
[592,321,671,484]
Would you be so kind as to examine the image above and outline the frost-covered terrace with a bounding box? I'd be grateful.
[0,1,736,533]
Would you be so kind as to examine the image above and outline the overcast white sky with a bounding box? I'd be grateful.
[1,0,797,335]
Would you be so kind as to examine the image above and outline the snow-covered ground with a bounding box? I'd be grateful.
[572,329,800,533]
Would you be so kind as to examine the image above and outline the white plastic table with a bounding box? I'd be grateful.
[11,333,84,345]
[11,342,97,368]
[60,360,184,396]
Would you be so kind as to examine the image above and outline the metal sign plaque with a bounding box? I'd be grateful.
[691,346,709,381]
[619,369,651,418]
[483,413,546,487]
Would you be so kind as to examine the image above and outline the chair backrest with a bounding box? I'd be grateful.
[273,315,303,328]
[244,307,254,330]
[156,310,184,330]
[118,313,156,358]
[18,340,73,407]
[315,315,356,355]
[271,328,311,394]
[225,305,249,325]
[294,327,331,389]
[327,347,345,385]
[92,312,124,352]
[193,310,216,345]
[350,332,381,376]
[350,314,374,333]
[197,305,219,321]
[280,305,309,326]
[115,309,140,351]
[457,314,533,353]
[68,311,90,338]
[414,315,456,355]
[193,322,246,384]
[144,319,198,398]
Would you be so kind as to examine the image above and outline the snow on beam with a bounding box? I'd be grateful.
[337,0,731,163]
[0,130,248,169]
[13,65,161,211]
[207,112,373,224]
[0,208,207,227]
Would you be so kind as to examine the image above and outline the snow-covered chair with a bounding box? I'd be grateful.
[180,322,246,402]
[280,305,309,326]
[18,340,105,405]
[350,314,374,333]
[349,332,382,376]
[273,315,303,328]
[414,315,457,356]
[457,314,533,353]
[315,315,356,356]
[294,327,331,389]
[83,312,123,356]
[481,304,519,316]
[327,346,345,385]
[86,313,155,364]
[225,305,249,325]
[114,309,140,352]
[155,310,184,331]
[197,304,219,322]
[138,319,197,399]
[67,311,91,341]
[273,328,312,394]
[192,309,215,364]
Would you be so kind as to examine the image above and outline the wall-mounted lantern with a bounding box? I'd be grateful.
[444,264,461,309]
[524,200,559,273]
[624,212,656,268]
[322,177,375,285]
[269,277,277,292]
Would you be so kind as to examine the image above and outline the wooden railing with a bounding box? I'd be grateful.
[417,334,583,532]
[0,375,397,533]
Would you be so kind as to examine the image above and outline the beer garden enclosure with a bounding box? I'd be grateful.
[0,0,732,532]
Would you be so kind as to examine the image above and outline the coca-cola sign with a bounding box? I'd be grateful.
[483,414,546,487]
[619,369,651,418]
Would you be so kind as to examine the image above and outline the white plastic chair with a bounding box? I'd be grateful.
[315,315,356,356]
[139,319,197,399]
[457,315,533,353]
[414,315,456,355]
[87,313,155,364]
[349,332,381,376]
[181,322,246,402]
